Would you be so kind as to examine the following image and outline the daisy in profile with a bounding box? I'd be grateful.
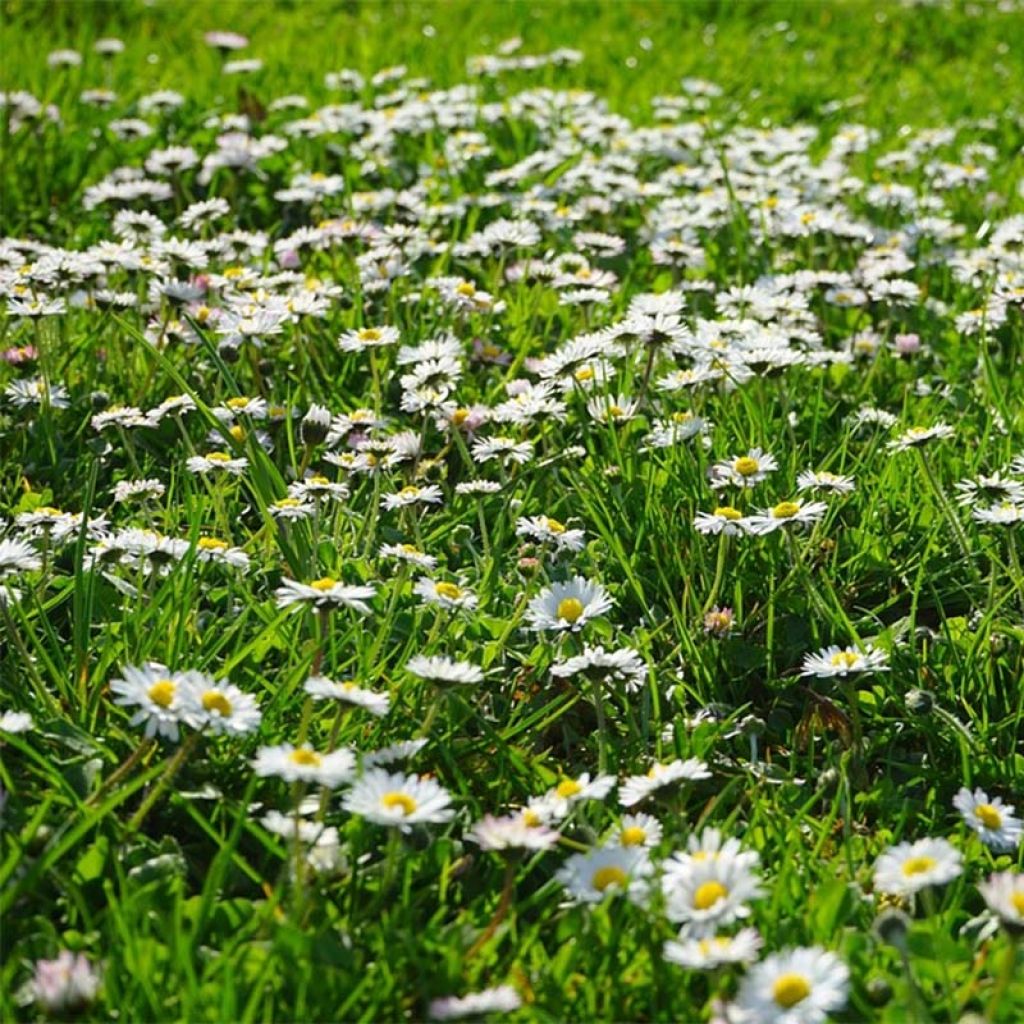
[978,871,1024,928]
[185,451,248,475]
[711,448,778,489]
[620,758,711,807]
[428,985,522,1021]
[556,846,653,905]
[515,515,586,553]
[694,506,749,536]
[886,423,955,452]
[800,645,889,678]
[466,813,561,852]
[525,577,613,632]
[413,577,479,611]
[663,927,762,970]
[729,946,849,1024]
[550,645,646,693]
[379,542,438,570]
[338,325,400,352]
[873,837,963,896]
[666,828,761,873]
[181,678,262,735]
[953,787,1022,852]
[406,655,483,688]
[251,744,356,788]
[275,576,376,613]
[796,469,856,495]
[304,677,391,717]
[744,499,828,535]
[109,663,200,741]
[662,850,764,933]
[381,484,443,511]
[342,768,454,831]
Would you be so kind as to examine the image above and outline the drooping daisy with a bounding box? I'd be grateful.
[620,758,711,807]
[711,448,778,489]
[729,946,849,1024]
[663,927,763,970]
[525,576,614,633]
[251,744,356,787]
[978,871,1024,928]
[550,645,647,693]
[412,576,479,611]
[406,655,484,688]
[556,845,653,905]
[800,645,889,678]
[873,837,963,896]
[342,768,455,830]
[181,679,262,736]
[466,813,561,852]
[109,663,200,741]
[953,787,1022,852]
[744,499,828,535]
[274,577,376,613]
[304,677,391,717]
[662,850,764,933]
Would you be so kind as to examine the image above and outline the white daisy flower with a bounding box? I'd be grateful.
[185,451,248,475]
[873,837,963,895]
[109,663,203,741]
[466,813,561,852]
[428,985,522,1021]
[181,679,262,736]
[0,538,42,576]
[525,576,614,632]
[556,845,653,905]
[381,484,444,511]
[0,710,34,734]
[694,506,749,536]
[338,324,400,352]
[412,577,479,611]
[274,577,376,613]
[361,738,429,768]
[515,515,586,552]
[886,424,955,452]
[406,655,484,687]
[743,499,828,535]
[800,645,889,678]
[711,449,778,489]
[379,543,438,570]
[550,645,647,693]
[610,813,663,849]
[663,927,763,970]
[304,677,391,717]
[619,758,711,807]
[729,946,849,1024]
[662,850,764,933]
[796,469,856,495]
[953,787,1022,852]
[342,768,455,830]
[251,744,356,788]
[539,772,617,820]
[977,870,1024,928]
[666,828,761,873]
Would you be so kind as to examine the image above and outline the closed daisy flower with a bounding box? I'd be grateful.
[342,768,454,830]
[274,576,376,614]
[556,845,653,905]
[304,676,391,717]
[406,655,484,687]
[800,644,889,678]
[526,576,613,632]
[953,787,1022,852]
[873,837,963,896]
[251,744,356,788]
[663,927,762,970]
[730,946,849,1024]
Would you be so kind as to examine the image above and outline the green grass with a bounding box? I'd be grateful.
[2,0,1024,1021]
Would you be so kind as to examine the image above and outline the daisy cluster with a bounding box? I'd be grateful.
[2,20,1024,1024]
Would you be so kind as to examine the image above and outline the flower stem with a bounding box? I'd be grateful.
[127,731,200,832]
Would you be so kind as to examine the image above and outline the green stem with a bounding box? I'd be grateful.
[127,731,200,832]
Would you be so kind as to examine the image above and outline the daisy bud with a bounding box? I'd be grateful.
[873,907,911,952]
[90,390,110,411]
[866,978,892,1006]
[905,689,934,716]
[300,404,332,446]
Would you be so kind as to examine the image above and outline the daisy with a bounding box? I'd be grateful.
[412,576,479,611]
[694,506,748,536]
[379,543,438,570]
[274,577,376,614]
[0,710,34,733]
[406,655,484,687]
[667,828,761,873]
[620,758,711,807]
[886,424,955,452]
[539,772,617,819]
[381,484,443,511]
[181,679,262,736]
[556,846,653,905]
[27,951,101,1016]
[711,449,778,489]
[304,677,391,716]
[663,927,763,970]
[109,664,200,741]
[470,436,534,466]
[743,499,828,535]
[978,871,1024,928]
[729,947,849,1024]
[796,469,856,495]
[342,768,455,831]
[428,986,522,1021]
[953,787,1022,852]
[610,813,663,849]
[550,645,647,693]
[873,837,963,896]
[525,576,614,632]
[515,515,586,553]
[800,645,889,678]
[466,813,561,852]
[185,452,248,475]
[338,325,400,352]
[662,850,764,932]
[251,744,356,787]
[0,538,42,576]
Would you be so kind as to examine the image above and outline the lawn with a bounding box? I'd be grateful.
[2,0,1024,1021]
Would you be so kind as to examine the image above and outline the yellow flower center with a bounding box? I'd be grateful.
[556,779,583,799]
[607,405,625,418]
[198,537,228,551]
[206,452,231,463]
[557,597,585,623]
[592,866,628,892]
[902,855,937,877]
[975,804,1003,829]
[773,973,811,1009]
[672,411,694,423]
[543,517,566,533]
[202,691,233,716]
[734,457,760,476]
[620,826,647,847]
[399,485,421,497]
[1011,892,1024,915]
[37,507,63,516]
[575,367,595,381]
[381,791,418,815]
[226,397,250,410]
[358,328,382,342]
[435,582,462,600]
[310,577,337,591]
[693,881,728,910]
[523,810,542,827]
[275,498,302,508]
[308,475,330,486]
[456,281,477,296]
[772,501,801,519]
[713,506,742,520]
[229,425,246,442]
[290,748,322,766]
[830,651,860,669]
[452,408,470,426]
[147,679,176,707]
